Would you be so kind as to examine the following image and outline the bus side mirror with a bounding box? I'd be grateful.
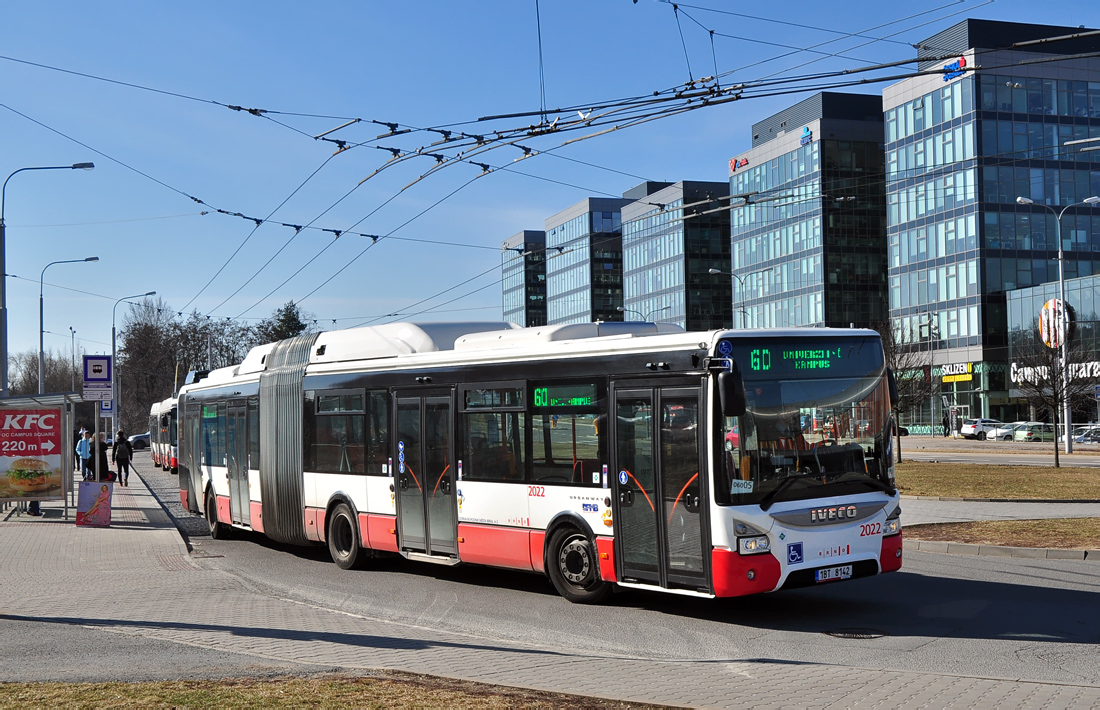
[887,368,899,409]
[160,415,169,428]
[718,367,746,417]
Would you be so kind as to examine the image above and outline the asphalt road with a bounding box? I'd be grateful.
[136,460,1100,688]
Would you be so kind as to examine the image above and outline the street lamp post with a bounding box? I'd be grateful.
[40,257,99,394]
[69,326,76,392]
[112,291,156,434]
[616,305,671,321]
[1015,194,1100,454]
[709,268,749,328]
[1,162,95,397]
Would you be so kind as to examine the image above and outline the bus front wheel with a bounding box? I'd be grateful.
[327,503,367,570]
[547,527,611,604]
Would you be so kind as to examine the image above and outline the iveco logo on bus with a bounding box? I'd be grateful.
[810,505,858,523]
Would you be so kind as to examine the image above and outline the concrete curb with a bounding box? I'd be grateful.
[908,539,1100,561]
[902,495,1100,503]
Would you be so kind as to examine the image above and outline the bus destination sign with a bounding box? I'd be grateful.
[532,384,596,408]
[720,337,883,380]
[749,347,842,372]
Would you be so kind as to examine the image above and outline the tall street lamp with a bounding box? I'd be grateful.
[113,291,156,433]
[40,257,99,394]
[1,162,95,397]
[1015,194,1100,454]
[69,326,77,392]
[616,305,671,321]
[709,268,749,328]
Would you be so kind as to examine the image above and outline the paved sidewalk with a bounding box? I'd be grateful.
[902,497,1100,526]
[2,472,1099,707]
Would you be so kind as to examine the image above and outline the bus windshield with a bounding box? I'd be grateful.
[718,373,894,507]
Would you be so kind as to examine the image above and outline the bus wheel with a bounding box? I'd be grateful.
[327,503,366,570]
[206,489,230,539]
[547,527,611,604]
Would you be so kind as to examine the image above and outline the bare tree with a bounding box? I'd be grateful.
[873,319,935,462]
[118,298,178,435]
[8,348,81,396]
[1009,329,1095,468]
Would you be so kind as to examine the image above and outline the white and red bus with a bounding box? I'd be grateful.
[149,397,177,473]
[176,321,902,603]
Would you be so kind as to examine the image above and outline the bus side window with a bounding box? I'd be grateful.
[463,411,525,482]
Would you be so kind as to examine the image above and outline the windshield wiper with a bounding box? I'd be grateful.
[758,474,815,512]
[833,472,895,495]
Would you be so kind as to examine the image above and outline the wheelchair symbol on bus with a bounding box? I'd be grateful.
[787,542,804,565]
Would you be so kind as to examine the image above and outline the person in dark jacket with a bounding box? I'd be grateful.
[93,432,112,482]
[112,430,133,487]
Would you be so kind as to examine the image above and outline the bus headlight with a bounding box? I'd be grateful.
[883,518,901,537]
[739,536,771,555]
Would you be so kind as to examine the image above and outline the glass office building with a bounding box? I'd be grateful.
[1007,274,1100,419]
[620,181,732,329]
[544,197,630,324]
[501,230,546,327]
[728,92,888,330]
[884,19,1100,423]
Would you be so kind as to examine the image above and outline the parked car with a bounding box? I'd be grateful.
[1062,425,1100,444]
[1070,425,1100,444]
[987,421,1027,441]
[1081,430,1100,444]
[959,418,1003,440]
[129,431,150,450]
[1014,423,1056,442]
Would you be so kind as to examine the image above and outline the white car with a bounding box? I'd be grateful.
[987,421,1027,441]
[959,418,1003,440]
[1065,425,1100,444]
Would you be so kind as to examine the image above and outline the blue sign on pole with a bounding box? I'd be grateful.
[82,355,113,401]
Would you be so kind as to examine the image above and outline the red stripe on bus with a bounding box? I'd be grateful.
[530,530,545,573]
[457,523,532,570]
[595,536,616,582]
[366,514,399,552]
[880,531,903,573]
[303,507,322,542]
[711,548,780,597]
[250,502,264,533]
[179,489,188,509]
[216,495,232,528]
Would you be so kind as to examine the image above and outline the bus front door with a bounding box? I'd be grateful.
[394,392,456,558]
[612,385,708,591]
[225,400,250,525]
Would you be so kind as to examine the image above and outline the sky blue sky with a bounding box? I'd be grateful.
[1,0,1094,363]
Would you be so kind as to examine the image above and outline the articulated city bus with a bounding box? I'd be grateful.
[149,397,178,473]
[175,321,902,603]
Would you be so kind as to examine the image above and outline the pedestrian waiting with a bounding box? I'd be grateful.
[93,432,112,482]
[112,430,133,487]
[77,430,93,480]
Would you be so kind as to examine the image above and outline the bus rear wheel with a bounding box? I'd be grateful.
[327,503,366,570]
[547,527,611,604]
[206,489,230,539]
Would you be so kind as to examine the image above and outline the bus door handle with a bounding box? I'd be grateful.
[399,475,409,490]
[619,489,634,506]
[440,478,450,494]
[684,494,700,512]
